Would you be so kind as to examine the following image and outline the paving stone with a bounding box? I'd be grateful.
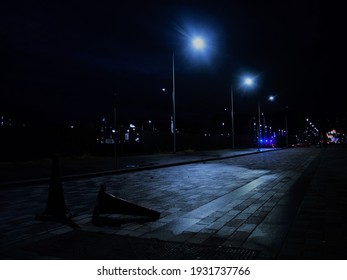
[2,147,346,260]
[238,223,257,233]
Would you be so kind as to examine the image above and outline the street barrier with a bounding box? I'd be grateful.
[92,184,160,225]
[35,154,78,228]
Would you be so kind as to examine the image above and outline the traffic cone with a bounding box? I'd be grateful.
[92,184,160,225]
[36,154,78,228]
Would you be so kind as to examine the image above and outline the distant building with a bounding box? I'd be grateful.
[97,117,115,144]
[0,115,12,127]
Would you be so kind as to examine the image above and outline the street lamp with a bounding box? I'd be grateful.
[257,95,275,151]
[285,105,289,147]
[243,76,276,151]
[257,100,261,151]
[244,77,254,86]
[230,86,235,149]
[172,52,176,153]
[192,37,205,49]
[113,93,118,168]
[171,36,205,153]
[242,76,262,151]
[230,76,255,149]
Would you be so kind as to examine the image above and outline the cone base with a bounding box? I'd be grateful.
[92,185,161,225]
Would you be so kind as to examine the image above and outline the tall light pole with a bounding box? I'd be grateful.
[257,100,261,151]
[258,95,275,151]
[171,36,205,154]
[243,76,261,151]
[172,52,176,153]
[262,113,266,139]
[113,93,118,168]
[230,86,235,149]
[285,105,289,147]
[243,75,276,151]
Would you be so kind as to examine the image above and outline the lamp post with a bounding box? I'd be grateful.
[172,52,176,153]
[230,86,235,149]
[171,36,205,154]
[257,100,261,151]
[262,113,266,139]
[285,105,289,147]
[243,76,261,151]
[113,93,118,168]
[243,75,275,151]
[258,95,276,151]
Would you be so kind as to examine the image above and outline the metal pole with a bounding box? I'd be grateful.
[285,105,289,147]
[172,52,176,153]
[263,113,266,139]
[231,86,235,149]
[258,101,261,152]
[113,93,118,168]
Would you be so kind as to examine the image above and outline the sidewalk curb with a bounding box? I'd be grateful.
[0,148,283,188]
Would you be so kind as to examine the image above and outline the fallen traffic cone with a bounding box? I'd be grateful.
[36,154,78,228]
[92,184,160,225]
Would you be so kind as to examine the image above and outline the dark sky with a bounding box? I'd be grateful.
[0,0,344,132]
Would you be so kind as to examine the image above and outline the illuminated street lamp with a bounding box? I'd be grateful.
[172,36,205,153]
[230,76,254,149]
[243,76,276,151]
[244,77,254,86]
[257,95,276,150]
[257,100,261,151]
[113,93,118,168]
[192,37,205,49]
[261,96,275,140]
[285,105,289,147]
[242,76,262,151]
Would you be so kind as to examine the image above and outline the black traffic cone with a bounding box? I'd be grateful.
[92,184,160,225]
[36,154,78,228]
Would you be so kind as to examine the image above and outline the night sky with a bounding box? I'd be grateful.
[1,0,344,133]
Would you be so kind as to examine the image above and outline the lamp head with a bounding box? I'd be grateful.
[192,37,205,49]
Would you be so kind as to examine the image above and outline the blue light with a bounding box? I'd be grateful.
[192,37,205,49]
[240,74,257,89]
[244,77,253,86]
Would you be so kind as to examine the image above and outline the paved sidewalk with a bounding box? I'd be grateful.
[0,146,346,260]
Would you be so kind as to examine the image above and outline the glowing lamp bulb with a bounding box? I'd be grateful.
[244,78,253,86]
[192,37,205,49]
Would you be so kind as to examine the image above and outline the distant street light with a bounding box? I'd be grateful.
[257,95,275,151]
[243,76,276,151]
[171,36,205,153]
[242,76,261,151]
[230,76,255,149]
[244,77,254,86]
[264,93,289,147]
